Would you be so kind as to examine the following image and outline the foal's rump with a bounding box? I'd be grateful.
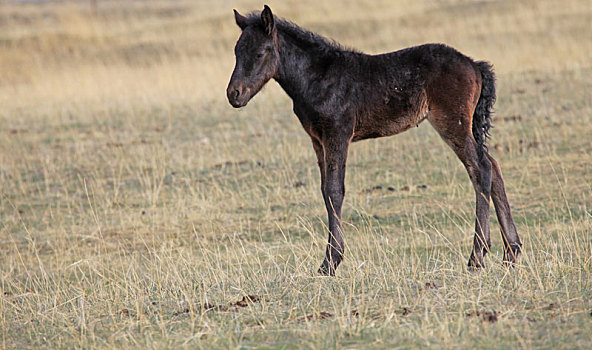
[395,44,495,147]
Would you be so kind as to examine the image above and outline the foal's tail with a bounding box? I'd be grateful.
[472,61,496,156]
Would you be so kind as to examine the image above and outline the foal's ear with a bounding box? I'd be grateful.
[261,5,275,36]
[234,9,248,30]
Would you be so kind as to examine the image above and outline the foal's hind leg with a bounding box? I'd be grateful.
[428,114,492,268]
[487,153,522,264]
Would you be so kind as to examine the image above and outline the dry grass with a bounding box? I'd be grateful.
[1,0,591,348]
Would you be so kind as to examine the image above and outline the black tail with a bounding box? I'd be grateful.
[473,61,496,156]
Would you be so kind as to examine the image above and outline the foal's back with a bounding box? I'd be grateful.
[351,43,481,142]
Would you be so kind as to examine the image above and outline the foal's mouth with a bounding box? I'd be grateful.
[229,98,248,108]
[227,86,251,108]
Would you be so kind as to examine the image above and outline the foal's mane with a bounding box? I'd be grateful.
[243,13,353,56]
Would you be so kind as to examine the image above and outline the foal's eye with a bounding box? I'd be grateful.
[256,53,265,59]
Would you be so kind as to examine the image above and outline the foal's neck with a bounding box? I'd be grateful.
[274,30,338,104]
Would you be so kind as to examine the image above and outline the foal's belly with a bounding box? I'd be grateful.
[352,93,429,142]
[352,114,426,141]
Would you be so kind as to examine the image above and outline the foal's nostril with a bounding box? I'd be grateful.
[230,89,240,100]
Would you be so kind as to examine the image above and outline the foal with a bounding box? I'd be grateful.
[227,6,522,275]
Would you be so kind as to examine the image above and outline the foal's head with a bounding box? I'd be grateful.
[227,5,280,108]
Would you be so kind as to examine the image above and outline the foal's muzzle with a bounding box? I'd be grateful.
[226,83,249,108]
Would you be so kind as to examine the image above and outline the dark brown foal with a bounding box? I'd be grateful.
[227,6,522,275]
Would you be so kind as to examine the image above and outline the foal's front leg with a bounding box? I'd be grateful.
[316,136,350,276]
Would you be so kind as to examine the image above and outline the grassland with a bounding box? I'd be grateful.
[1,0,591,348]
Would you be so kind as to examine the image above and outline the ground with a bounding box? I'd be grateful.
[0,0,591,348]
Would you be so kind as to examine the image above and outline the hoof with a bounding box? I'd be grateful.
[318,261,336,276]
[467,251,485,270]
[503,243,522,266]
